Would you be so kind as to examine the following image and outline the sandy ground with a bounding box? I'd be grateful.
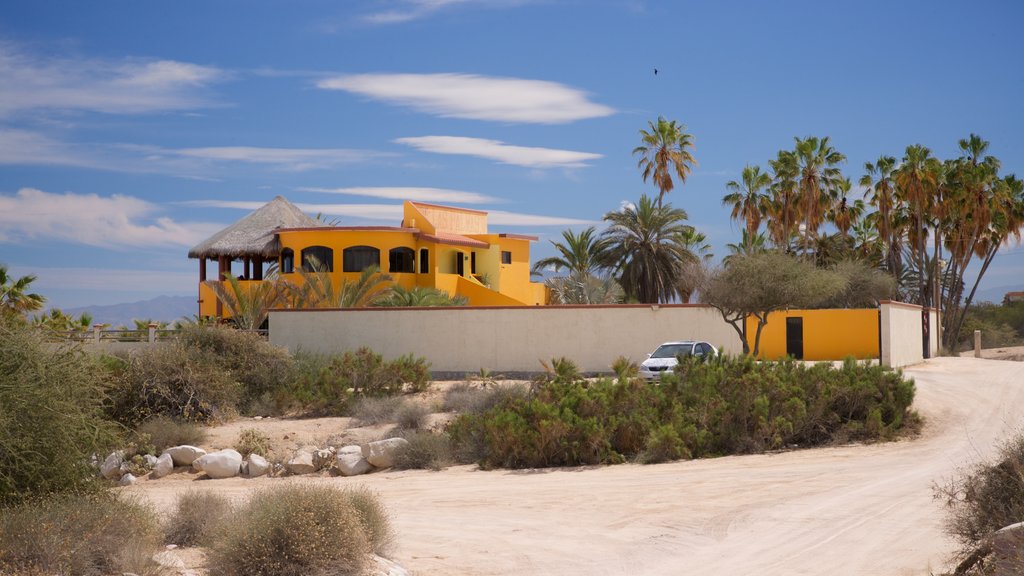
[960,344,1024,362]
[125,357,1024,576]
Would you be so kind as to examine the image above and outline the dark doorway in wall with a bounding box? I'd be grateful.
[419,249,429,273]
[455,252,465,276]
[786,317,804,360]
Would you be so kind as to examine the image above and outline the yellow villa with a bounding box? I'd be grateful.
[188,196,549,318]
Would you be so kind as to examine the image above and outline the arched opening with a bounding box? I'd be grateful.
[343,245,380,272]
[389,247,415,273]
[301,246,334,272]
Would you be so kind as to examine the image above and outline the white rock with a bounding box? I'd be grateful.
[286,450,316,475]
[142,454,159,468]
[163,445,207,467]
[119,473,137,486]
[337,450,374,477]
[244,454,271,478]
[100,451,124,480]
[193,449,243,479]
[371,554,410,576]
[361,438,409,469]
[150,453,174,479]
[152,550,185,569]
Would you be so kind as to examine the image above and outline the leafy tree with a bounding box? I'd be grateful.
[633,117,696,207]
[700,251,846,355]
[602,195,696,304]
[0,265,45,318]
[820,260,897,308]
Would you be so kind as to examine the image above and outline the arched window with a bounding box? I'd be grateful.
[280,248,294,274]
[301,246,334,272]
[343,246,380,272]
[389,247,415,273]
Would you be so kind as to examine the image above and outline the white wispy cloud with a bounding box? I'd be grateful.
[395,136,602,168]
[297,186,500,204]
[361,0,533,24]
[184,199,594,227]
[14,266,197,294]
[0,129,392,174]
[317,73,614,124]
[0,43,224,117]
[0,188,222,248]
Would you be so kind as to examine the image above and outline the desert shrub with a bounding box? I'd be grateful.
[449,355,918,469]
[611,355,639,382]
[957,315,1021,350]
[0,493,162,575]
[394,401,430,430]
[107,341,240,425]
[283,349,431,417]
[394,432,454,471]
[234,428,272,458]
[343,486,395,556]
[138,416,208,453]
[0,317,120,505]
[442,382,529,414]
[351,396,405,426]
[165,490,233,547]
[937,431,1024,557]
[177,325,293,411]
[208,484,389,576]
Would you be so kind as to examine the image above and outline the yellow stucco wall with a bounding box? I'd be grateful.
[745,308,879,361]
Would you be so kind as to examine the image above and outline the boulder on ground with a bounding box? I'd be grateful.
[193,449,243,479]
[143,454,159,468]
[243,454,271,478]
[337,445,373,477]
[362,438,409,469]
[151,453,174,479]
[286,450,316,475]
[371,554,409,576]
[118,473,137,486]
[100,451,124,480]
[164,445,207,467]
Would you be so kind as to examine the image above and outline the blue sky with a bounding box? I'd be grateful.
[1,0,1022,309]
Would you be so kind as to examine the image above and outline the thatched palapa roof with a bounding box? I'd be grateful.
[188,196,319,259]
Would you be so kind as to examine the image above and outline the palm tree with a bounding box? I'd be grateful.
[724,230,768,265]
[633,117,697,207]
[894,144,940,305]
[861,155,901,274]
[210,273,288,330]
[674,226,713,302]
[545,274,624,305]
[375,285,468,307]
[827,178,865,240]
[293,263,393,308]
[723,165,772,236]
[602,195,694,303]
[793,136,846,256]
[0,265,46,318]
[530,227,611,278]
[766,150,799,250]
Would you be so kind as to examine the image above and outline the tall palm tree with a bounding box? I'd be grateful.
[861,155,901,274]
[827,178,865,240]
[766,150,800,250]
[794,136,846,256]
[602,195,694,303]
[674,226,713,302]
[724,230,768,265]
[0,265,45,318]
[633,117,697,207]
[894,144,940,305]
[723,165,772,236]
[531,227,611,278]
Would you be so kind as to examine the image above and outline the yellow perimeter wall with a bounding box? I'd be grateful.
[745,308,879,361]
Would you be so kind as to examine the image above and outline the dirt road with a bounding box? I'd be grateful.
[128,357,1024,575]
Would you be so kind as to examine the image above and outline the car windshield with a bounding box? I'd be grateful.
[651,343,694,359]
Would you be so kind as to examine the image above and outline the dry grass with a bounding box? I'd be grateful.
[234,428,272,458]
[394,431,455,471]
[208,484,392,576]
[0,493,164,576]
[138,416,208,453]
[394,401,430,430]
[165,490,234,547]
[351,396,404,426]
[441,382,529,414]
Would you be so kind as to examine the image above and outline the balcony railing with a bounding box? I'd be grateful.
[44,326,268,343]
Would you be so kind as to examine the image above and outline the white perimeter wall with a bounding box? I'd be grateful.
[269,305,741,374]
[880,301,937,368]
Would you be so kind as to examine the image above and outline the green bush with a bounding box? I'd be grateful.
[284,349,431,416]
[0,493,162,575]
[107,340,240,425]
[234,428,272,458]
[177,326,293,411]
[442,382,529,414]
[394,432,455,471]
[0,317,120,506]
[208,484,390,576]
[448,355,919,469]
[137,416,208,453]
[165,490,234,547]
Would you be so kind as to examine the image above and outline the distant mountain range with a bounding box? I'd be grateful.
[63,295,196,327]
[973,284,1024,305]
